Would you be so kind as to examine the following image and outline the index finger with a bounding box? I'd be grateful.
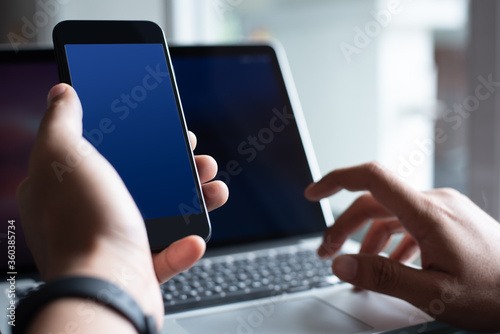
[305,162,429,238]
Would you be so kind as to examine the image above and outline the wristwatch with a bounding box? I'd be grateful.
[13,276,157,334]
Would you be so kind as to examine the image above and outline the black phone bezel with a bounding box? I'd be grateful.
[52,20,211,251]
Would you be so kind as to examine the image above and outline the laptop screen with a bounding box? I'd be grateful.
[170,45,327,247]
[0,50,59,274]
[0,46,327,275]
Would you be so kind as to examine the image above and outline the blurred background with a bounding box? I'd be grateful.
[2,0,500,222]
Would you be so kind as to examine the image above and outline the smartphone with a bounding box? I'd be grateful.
[52,20,211,251]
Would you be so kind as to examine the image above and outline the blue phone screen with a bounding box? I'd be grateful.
[65,43,201,220]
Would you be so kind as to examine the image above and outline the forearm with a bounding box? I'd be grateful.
[26,298,137,334]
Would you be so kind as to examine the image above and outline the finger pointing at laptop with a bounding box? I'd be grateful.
[305,162,500,331]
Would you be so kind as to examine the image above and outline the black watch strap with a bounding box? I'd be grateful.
[14,276,157,334]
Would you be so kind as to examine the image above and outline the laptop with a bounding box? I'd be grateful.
[0,46,448,334]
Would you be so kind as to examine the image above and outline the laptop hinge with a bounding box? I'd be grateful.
[203,232,323,258]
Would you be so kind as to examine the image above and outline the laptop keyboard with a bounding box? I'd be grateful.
[161,246,341,314]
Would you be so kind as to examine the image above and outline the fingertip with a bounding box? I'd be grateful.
[47,83,68,105]
[42,84,82,129]
[170,235,206,266]
[220,181,229,202]
[203,181,229,211]
[196,155,218,183]
[174,235,206,261]
[304,182,317,200]
[154,235,207,283]
[317,245,331,259]
[188,131,197,150]
[332,255,358,282]
[33,84,84,164]
[187,234,207,251]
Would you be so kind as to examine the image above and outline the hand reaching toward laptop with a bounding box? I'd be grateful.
[305,162,500,331]
[16,83,229,332]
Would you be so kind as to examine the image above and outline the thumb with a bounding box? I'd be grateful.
[153,235,206,284]
[29,83,94,182]
[332,254,435,307]
[38,83,83,142]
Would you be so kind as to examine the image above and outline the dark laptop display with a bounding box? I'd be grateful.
[0,50,59,274]
[170,45,327,247]
[0,46,327,275]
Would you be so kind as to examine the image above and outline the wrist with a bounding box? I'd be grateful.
[15,276,158,334]
[27,298,138,334]
[44,242,164,326]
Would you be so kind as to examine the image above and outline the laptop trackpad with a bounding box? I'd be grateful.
[176,297,372,334]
